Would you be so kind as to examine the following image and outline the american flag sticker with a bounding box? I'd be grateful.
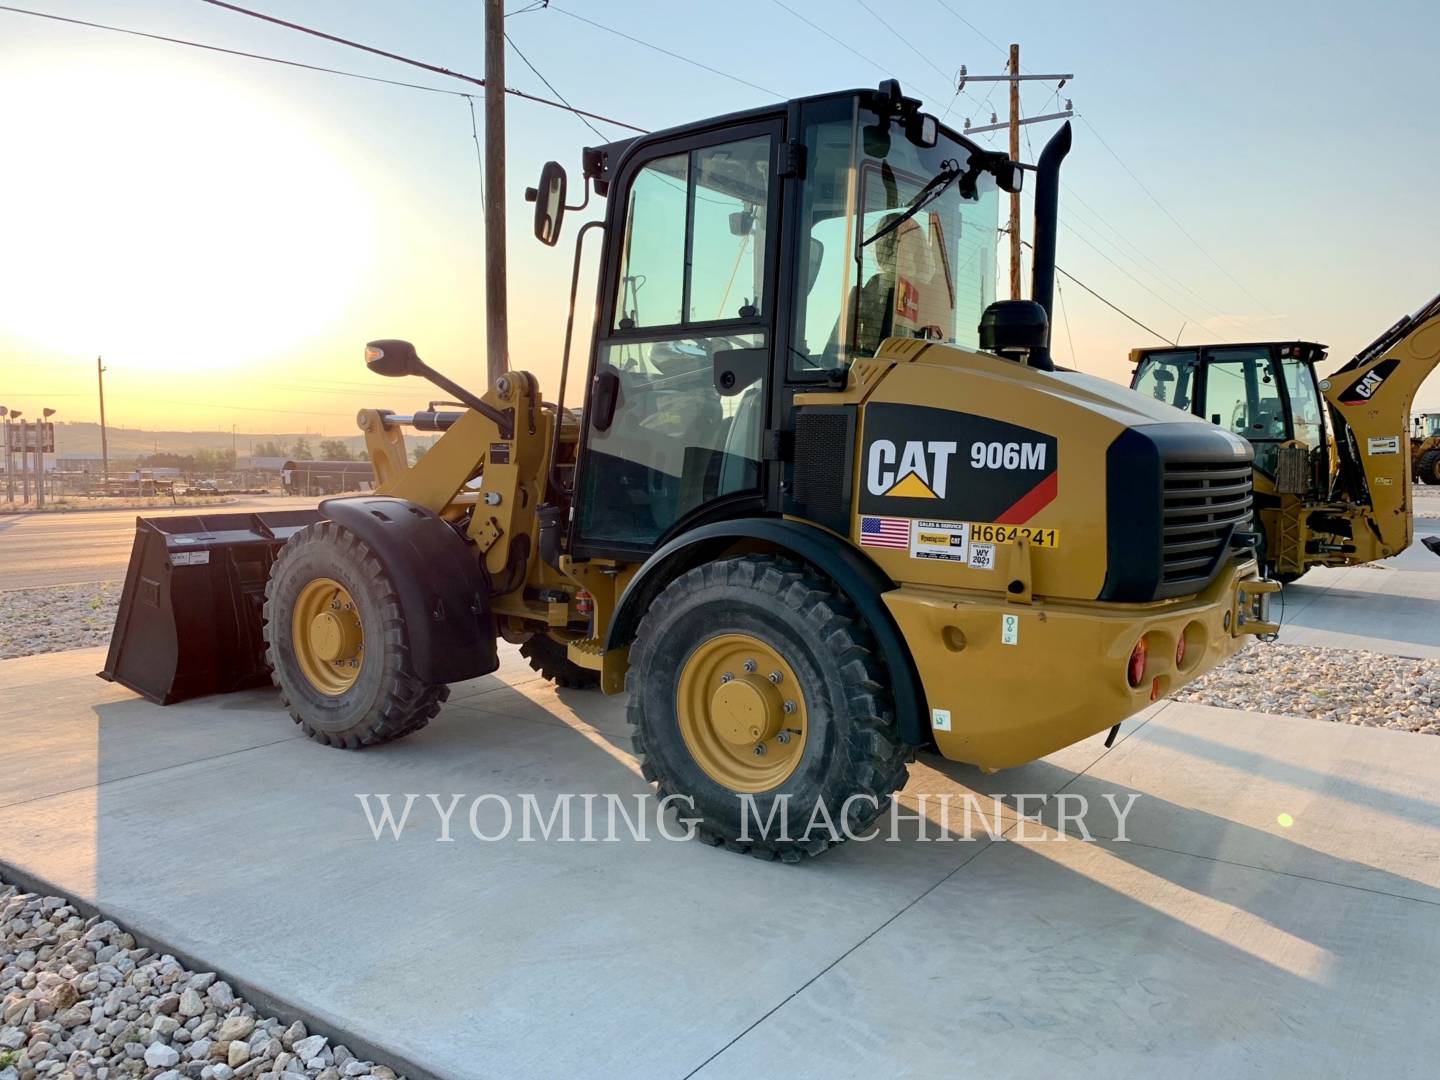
[860,515,910,550]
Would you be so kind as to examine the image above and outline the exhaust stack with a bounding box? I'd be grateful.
[1028,121,1073,370]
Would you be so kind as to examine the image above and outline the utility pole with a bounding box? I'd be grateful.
[97,356,110,488]
[19,421,30,504]
[0,407,10,504]
[1007,43,1021,300]
[956,56,1074,301]
[483,0,508,384]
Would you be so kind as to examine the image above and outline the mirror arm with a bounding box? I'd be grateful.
[548,219,605,495]
[418,365,514,439]
[564,176,592,214]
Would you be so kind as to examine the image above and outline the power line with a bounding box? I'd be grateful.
[505,30,605,140]
[931,0,1007,59]
[1056,277,1079,369]
[548,3,780,98]
[0,3,645,131]
[1074,113,1276,316]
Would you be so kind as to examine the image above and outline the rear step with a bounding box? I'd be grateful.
[100,510,322,704]
[1424,536,1440,558]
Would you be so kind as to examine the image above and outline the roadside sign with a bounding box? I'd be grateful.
[7,422,55,453]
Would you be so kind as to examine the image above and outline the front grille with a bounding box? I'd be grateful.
[1161,460,1252,586]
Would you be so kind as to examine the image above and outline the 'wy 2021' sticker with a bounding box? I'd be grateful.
[860,404,1058,523]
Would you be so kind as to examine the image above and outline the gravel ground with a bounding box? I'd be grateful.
[1175,642,1440,734]
[0,584,121,661]
[0,877,404,1080]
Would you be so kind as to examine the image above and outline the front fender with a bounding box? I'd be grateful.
[320,496,497,685]
[605,517,930,746]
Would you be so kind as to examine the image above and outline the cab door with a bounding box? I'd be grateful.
[572,120,784,559]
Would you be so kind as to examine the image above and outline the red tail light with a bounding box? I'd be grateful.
[1175,635,1186,669]
[1127,637,1148,688]
[575,590,594,617]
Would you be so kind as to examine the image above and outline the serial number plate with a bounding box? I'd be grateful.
[968,523,1061,548]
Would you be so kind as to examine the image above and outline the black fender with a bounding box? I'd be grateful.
[605,517,930,747]
[319,496,497,685]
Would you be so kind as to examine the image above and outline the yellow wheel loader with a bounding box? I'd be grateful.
[1131,294,1440,582]
[104,81,1278,860]
[1413,412,1440,485]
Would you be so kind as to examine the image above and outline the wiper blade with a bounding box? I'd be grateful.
[861,158,960,248]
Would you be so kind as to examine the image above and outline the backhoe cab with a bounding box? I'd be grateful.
[1131,292,1440,581]
[105,82,1277,861]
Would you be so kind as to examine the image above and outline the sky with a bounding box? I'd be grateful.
[2,0,1439,435]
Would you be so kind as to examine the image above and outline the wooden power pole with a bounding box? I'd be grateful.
[1007,43,1022,300]
[483,0,508,384]
[97,356,110,485]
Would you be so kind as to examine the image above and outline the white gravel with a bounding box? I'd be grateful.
[1175,642,1440,734]
[0,876,405,1080]
[0,584,121,661]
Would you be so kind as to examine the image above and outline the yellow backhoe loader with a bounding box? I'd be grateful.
[1413,412,1440,484]
[104,82,1277,860]
[1130,295,1440,581]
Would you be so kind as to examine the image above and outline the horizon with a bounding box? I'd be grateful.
[3,0,1439,432]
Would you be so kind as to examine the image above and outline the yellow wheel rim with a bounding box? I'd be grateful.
[291,577,364,695]
[676,633,808,793]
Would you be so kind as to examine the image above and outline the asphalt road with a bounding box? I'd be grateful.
[0,496,319,590]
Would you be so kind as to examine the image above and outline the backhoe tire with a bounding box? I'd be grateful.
[627,555,910,863]
[1419,450,1440,485]
[520,632,600,689]
[264,520,449,749]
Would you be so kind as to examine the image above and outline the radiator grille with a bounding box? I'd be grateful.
[791,409,854,535]
[1161,460,1252,586]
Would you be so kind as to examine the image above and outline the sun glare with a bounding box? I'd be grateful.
[0,54,377,374]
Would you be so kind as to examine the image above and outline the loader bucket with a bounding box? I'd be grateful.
[101,509,322,704]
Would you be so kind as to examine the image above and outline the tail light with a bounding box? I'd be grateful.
[1175,635,1186,669]
[574,590,594,617]
[1127,637,1148,688]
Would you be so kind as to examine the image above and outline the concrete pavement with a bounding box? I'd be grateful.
[0,495,318,589]
[3,643,1440,1078]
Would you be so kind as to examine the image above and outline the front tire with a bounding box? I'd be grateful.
[1419,449,1440,485]
[627,555,909,862]
[264,521,449,748]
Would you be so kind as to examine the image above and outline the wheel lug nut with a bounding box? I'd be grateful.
[777,731,791,744]
[783,700,796,714]
[744,659,758,673]
[720,672,733,683]
[769,671,782,684]
[753,744,767,756]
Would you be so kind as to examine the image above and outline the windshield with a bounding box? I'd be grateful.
[1280,357,1324,450]
[789,98,998,375]
[1133,349,1200,412]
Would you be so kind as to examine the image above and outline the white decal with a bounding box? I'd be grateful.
[1367,435,1401,456]
[1001,613,1019,646]
[970,440,1047,471]
[931,708,952,733]
[866,439,958,498]
[910,518,970,562]
[968,542,997,570]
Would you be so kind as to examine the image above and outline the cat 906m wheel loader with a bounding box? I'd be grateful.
[1130,292,1440,582]
[104,82,1278,860]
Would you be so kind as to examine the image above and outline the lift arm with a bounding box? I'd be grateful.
[1322,291,1440,554]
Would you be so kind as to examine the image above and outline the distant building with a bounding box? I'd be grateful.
[281,459,374,496]
[236,455,289,473]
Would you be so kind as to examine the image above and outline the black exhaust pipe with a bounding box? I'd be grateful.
[1028,121,1072,370]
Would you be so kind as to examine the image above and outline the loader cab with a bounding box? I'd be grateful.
[1132,341,1329,489]
[557,83,1008,560]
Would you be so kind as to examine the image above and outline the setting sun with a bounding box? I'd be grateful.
[0,54,375,375]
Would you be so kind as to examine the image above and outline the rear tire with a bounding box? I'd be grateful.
[1419,450,1440,485]
[264,521,448,748]
[521,632,600,689]
[627,555,910,862]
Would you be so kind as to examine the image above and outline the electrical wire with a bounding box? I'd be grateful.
[547,3,780,97]
[1075,113,1276,316]
[931,0,1008,60]
[1056,277,1079,369]
[505,30,605,140]
[0,3,646,131]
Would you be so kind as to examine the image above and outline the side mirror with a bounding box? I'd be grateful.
[862,121,891,160]
[527,161,567,247]
[590,368,621,433]
[906,112,938,148]
[993,159,1024,194]
[365,339,425,378]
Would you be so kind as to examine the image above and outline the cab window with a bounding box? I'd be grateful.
[1204,346,1286,474]
[1281,358,1324,450]
[1134,349,1199,411]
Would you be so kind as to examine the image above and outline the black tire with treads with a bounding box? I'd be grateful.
[1419,449,1440,485]
[627,554,910,863]
[520,632,600,689]
[264,520,448,748]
